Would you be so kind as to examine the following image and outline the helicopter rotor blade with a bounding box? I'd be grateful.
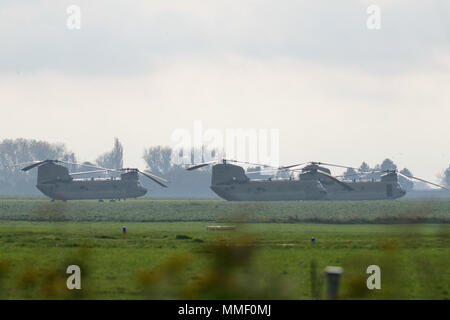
[245,164,306,175]
[8,161,42,167]
[225,159,275,168]
[12,159,116,172]
[245,163,316,176]
[58,160,111,171]
[70,169,114,176]
[277,162,310,170]
[336,169,398,179]
[397,172,449,190]
[141,170,168,183]
[22,160,50,171]
[137,170,168,188]
[186,161,218,171]
[187,159,279,171]
[335,171,376,178]
[312,162,359,171]
[316,170,354,191]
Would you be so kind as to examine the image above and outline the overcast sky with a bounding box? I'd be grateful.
[0,0,449,181]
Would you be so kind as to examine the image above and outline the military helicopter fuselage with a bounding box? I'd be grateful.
[35,163,147,200]
[299,165,406,200]
[210,163,327,201]
[193,161,408,201]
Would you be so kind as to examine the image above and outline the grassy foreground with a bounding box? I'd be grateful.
[0,198,448,299]
[0,221,448,299]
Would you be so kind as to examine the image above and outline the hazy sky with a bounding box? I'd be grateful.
[0,0,449,181]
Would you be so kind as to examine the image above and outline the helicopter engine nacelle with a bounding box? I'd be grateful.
[121,171,139,180]
[380,171,398,182]
[37,163,72,184]
[211,163,249,185]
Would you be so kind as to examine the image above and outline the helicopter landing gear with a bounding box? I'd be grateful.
[99,199,104,203]
[109,199,116,203]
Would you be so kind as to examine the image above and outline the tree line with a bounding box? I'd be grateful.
[0,137,449,196]
[342,159,416,191]
[0,138,215,197]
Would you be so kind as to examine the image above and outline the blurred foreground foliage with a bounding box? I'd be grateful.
[0,220,448,299]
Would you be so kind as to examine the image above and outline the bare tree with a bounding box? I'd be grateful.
[143,146,173,175]
[96,138,123,169]
[359,162,370,172]
[380,158,397,171]
[0,138,76,194]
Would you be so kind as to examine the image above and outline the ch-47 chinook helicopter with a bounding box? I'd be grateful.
[11,159,168,201]
[186,159,448,201]
[187,159,328,201]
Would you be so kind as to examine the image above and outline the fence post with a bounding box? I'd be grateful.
[324,266,343,299]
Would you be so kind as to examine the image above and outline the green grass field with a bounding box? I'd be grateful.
[0,198,449,299]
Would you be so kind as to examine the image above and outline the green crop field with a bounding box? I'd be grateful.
[0,197,449,223]
[0,198,449,299]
